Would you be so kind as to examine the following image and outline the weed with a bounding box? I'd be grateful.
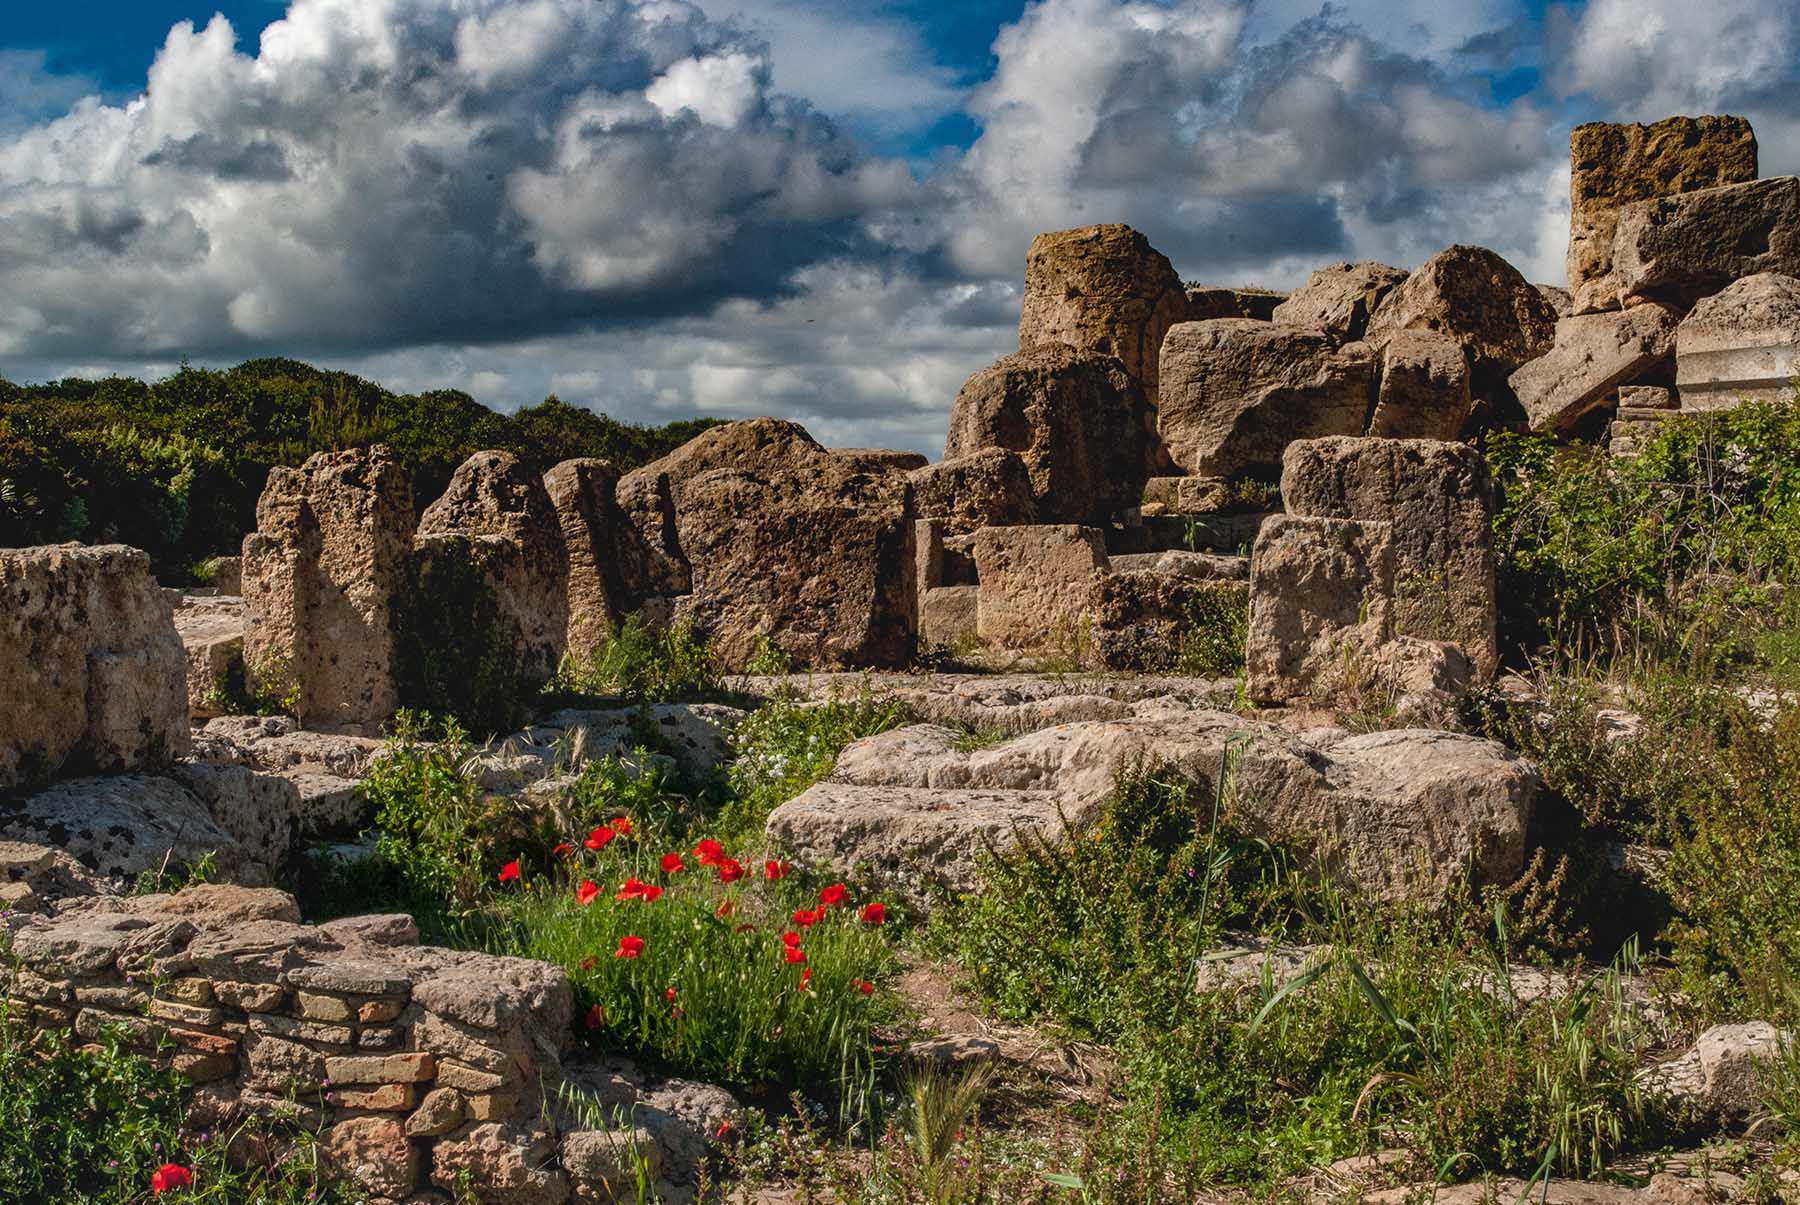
[549,616,722,705]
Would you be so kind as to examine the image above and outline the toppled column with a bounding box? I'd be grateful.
[1567,116,1758,315]
[242,447,415,730]
[0,543,190,792]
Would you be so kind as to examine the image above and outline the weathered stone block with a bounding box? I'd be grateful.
[1612,177,1800,311]
[972,526,1108,649]
[1017,223,1188,405]
[1086,573,1248,672]
[407,1087,467,1137]
[323,1115,420,1200]
[0,544,190,792]
[242,445,415,729]
[1369,329,1471,439]
[1568,116,1758,314]
[906,449,1038,536]
[1674,272,1800,410]
[944,345,1153,525]
[324,1052,436,1085]
[1279,437,1498,678]
[1157,320,1374,479]
[920,586,979,652]
[1513,304,1679,433]
[1245,516,1395,703]
[1272,261,1408,342]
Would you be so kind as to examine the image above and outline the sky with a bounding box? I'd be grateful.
[3,0,1800,454]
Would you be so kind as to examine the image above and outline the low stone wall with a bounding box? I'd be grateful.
[1,884,734,1203]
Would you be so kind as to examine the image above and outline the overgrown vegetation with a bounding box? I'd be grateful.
[0,360,718,579]
[547,617,724,706]
[0,999,362,1203]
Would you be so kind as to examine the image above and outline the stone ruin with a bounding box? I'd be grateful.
[5,109,1800,1201]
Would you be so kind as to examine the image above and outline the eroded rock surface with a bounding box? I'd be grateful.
[0,543,190,792]
[1272,261,1409,342]
[770,711,1535,904]
[1016,223,1188,406]
[944,345,1153,525]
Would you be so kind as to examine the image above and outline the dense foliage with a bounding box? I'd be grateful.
[0,359,719,578]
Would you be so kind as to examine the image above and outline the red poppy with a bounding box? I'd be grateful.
[854,979,875,995]
[693,838,724,866]
[614,877,652,901]
[819,883,848,908]
[584,1003,604,1029]
[763,859,790,881]
[784,946,806,965]
[665,986,677,1002]
[792,908,819,928]
[799,967,812,991]
[553,843,574,858]
[498,860,521,883]
[713,1120,733,1140]
[579,955,598,971]
[859,903,887,925]
[575,880,600,906]
[715,898,737,918]
[780,930,802,947]
[610,816,633,836]
[615,935,645,959]
[734,922,757,934]
[585,825,615,851]
[660,852,685,873]
[639,884,664,903]
[151,1164,193,1194]
[716,858,745,884]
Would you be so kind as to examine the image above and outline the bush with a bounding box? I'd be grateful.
[1489,394,1800,666]
[547,617,723,705]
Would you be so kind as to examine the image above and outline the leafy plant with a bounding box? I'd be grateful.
[548,617,723,705]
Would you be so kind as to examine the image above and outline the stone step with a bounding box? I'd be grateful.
[1108,512,1272,556]
[1108,550,1249,582]
[1617,405,1678,423]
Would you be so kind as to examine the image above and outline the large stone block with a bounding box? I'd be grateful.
[1568,116,1758,314]
[906,449,1038,537]
[1364,244,1556,415]
[1612,177,1800,311]
[416,451,569,689]
[1186,286,1284,321]
[1272,261,1409,342]
[1017,223,1189,405]
[242,447,415,730]
[1369,329,1471,440]
[1157,320,1374,479]
[618,419,916,669]
[943,345,1153,525]
[972,525,1108,650]
[1512,304,1679,433]
[1674,272,1800,410]
[1279,437,1498,678]
[1245,515,1395,703]
[0,544,190,792]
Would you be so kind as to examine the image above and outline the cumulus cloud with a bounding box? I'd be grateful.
[4,0,1783,450]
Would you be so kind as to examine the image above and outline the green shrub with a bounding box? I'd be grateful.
[933,765,1654,1187]
[1175,585,1249,677]
[548,617,723,705]
[718,691,904,845]
[360,712,487,922]
[1489,394,1800,666]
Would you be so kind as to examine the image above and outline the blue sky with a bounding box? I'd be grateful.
[2,0,1798,452]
